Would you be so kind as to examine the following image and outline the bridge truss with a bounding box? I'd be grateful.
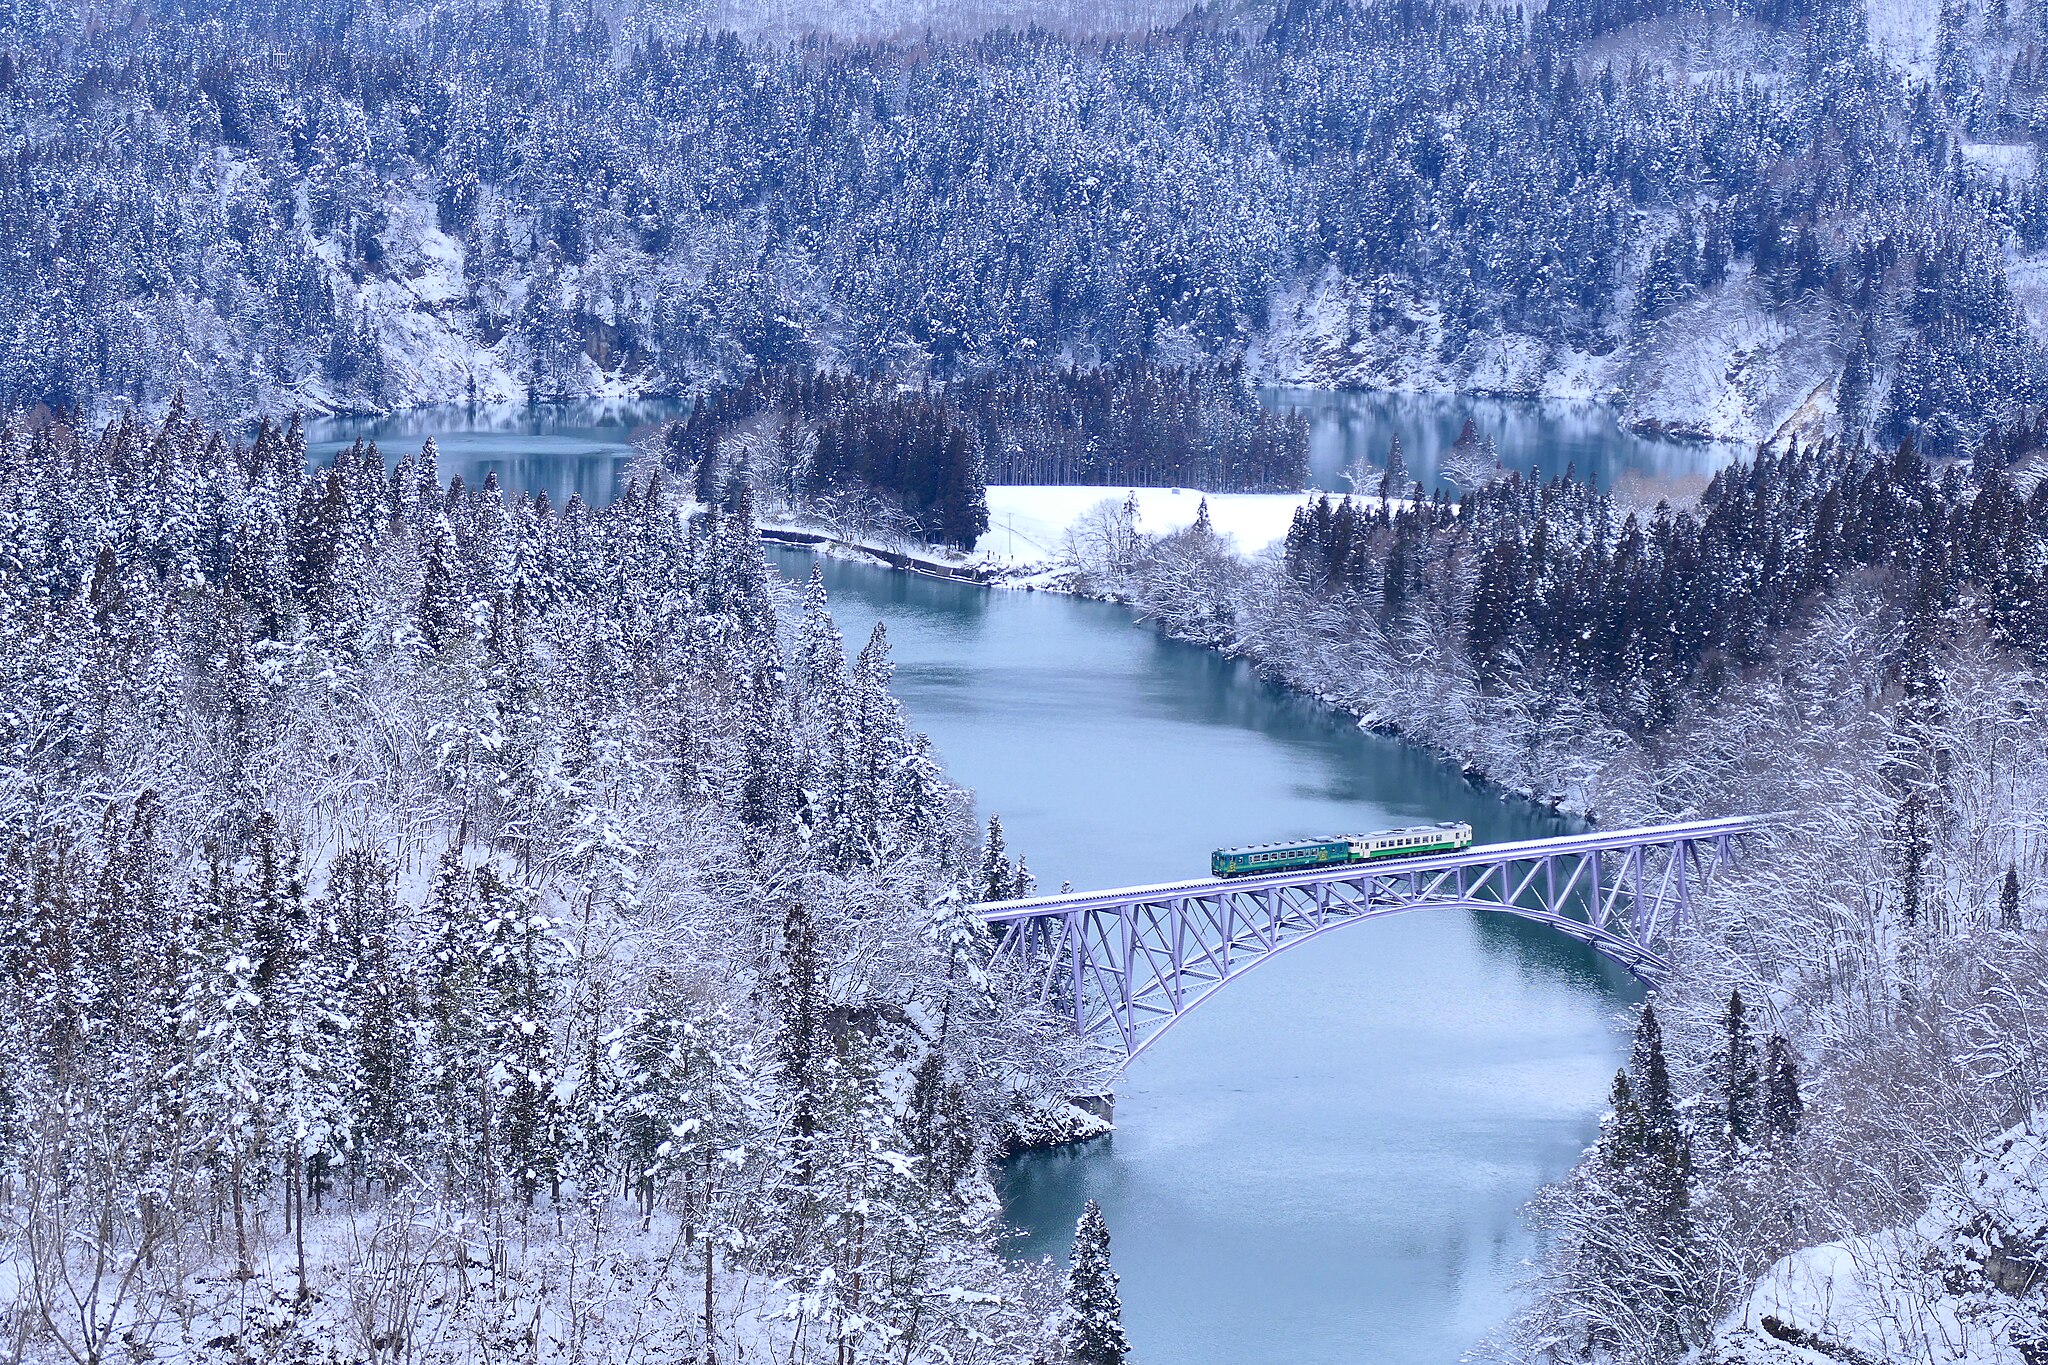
[980,815,1774,1066]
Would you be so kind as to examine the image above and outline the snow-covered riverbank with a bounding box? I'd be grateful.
[977,485,1321,565]
[756,484,1345,598]
[761,485,1360,587]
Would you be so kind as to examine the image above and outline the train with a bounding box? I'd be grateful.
[1211,821,1475,878]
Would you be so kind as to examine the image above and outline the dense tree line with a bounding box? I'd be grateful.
[0,403,1095,1362]
[1276,429,2048,733]
[0,0,2044,450]
[661,360,1306,550]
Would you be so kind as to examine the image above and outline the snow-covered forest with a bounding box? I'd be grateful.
[15,0,2048,1357]
[1063,419,2048,1359]
[0,405,1126,1363]
[4,0,2046,450]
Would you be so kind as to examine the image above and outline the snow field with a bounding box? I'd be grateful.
[978,485,1325,565]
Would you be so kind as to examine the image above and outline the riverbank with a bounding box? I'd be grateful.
[760,489,1591,819]
[765,545,1618,1365]
[754,485,1331,584]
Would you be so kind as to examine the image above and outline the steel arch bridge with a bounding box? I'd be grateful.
[979,815,1776,1068]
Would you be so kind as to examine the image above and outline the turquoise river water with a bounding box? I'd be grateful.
[306,394,1730,1364]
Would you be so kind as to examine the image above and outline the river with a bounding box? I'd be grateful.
[305,394,1715,1364]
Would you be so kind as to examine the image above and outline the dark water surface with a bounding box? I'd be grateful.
[309,393,1666,1364]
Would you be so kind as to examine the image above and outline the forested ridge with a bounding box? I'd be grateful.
[1,0,2044,451]
[1275,431,2048,729]
[0,403,1118,1364]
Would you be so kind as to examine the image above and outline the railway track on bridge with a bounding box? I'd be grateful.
[979,814,1784,1065]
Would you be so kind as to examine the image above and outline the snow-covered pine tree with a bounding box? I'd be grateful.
[1379,434,1408,502]
[1762,1035,1802,1144]
[979,814,1015,902]
[1716,989,1759,1149]
[477,868,565,1205]
[777,893,824,1178]
[849,621,899,857]
[1061,1199,1130,1365]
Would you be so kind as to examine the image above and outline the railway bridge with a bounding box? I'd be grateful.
[979,814,1776,1067]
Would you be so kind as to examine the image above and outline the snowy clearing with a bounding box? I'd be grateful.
[978,485,1323,565]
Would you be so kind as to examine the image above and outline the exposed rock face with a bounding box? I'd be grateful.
[1250,266,1845,448]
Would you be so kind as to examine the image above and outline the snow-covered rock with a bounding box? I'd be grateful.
[1006,1094,1114,1151]
[1251,268,1622,404]
[1618,273,1844,447]
[1252,266,1842,446]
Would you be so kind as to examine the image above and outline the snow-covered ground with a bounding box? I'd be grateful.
[978,485,1319,565]
[1865,0,1942,77]
[1715,1118,2048,1363]
[1963,141,2041,183]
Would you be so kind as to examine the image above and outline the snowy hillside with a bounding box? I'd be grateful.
[7,0,2039,454]
[635,0,1198,38]
[1715,1119,2048,1363]
[1251,268,1847,446]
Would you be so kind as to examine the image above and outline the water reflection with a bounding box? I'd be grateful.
[304,399,686,507]
[1266,386,1742,497]
[301,390,1733,516]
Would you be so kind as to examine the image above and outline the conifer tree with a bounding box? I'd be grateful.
[1763,1035,1803,1143]
[1062,1200,1130,1365]
[2002,862,2023,932]
[1717,989,1759,1148]
[792,564,845,709]
[1379,434,1408,501]
[478,870,563,1204]
[850,622,898,853]
[739,662,794,847]
[1629,1003,1691,1232]
[421,847,492,1190]
[979,814,1015,902]
[777,896,823,1172]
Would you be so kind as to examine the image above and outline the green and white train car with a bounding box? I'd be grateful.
[1211,821,1474,878]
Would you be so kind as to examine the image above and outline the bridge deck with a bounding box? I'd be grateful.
[978,813,1780,920]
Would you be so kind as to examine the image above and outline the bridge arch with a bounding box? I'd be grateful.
[1111,896,1665,1067]
[982,816,1775,1069]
